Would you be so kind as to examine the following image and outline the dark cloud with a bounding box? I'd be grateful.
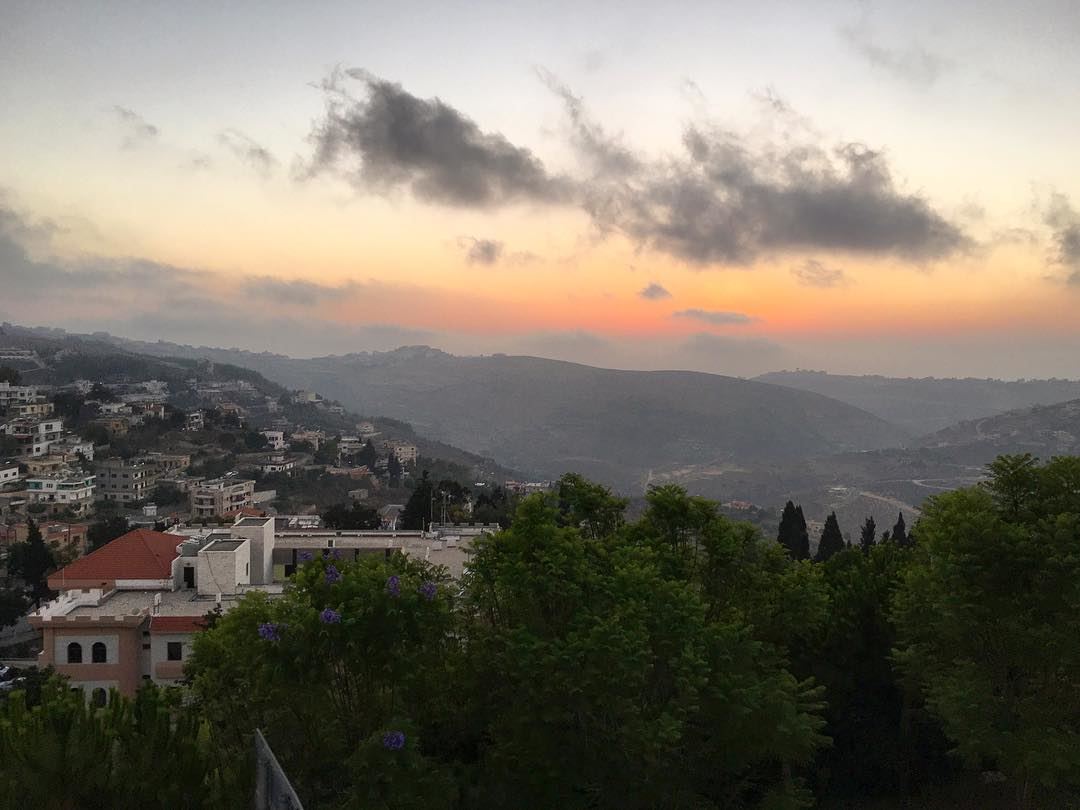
[638,282,671,300]
[219,129,278,177]
[305,69,573,207]
[589,131,967,265]
[1044,193,1080,284]
[110,105,159,149]
[536,68,641,178]
[549,84,968,264]
[462,238,504,265]
[673,308,757,326]
[242,276,358,306]
[840,26,953,88]
[791,259,849,288]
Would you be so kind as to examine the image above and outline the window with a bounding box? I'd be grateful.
[166,642,183,661]
[91,688,107,708]
[66,642,82,663]
[91,642,107,663]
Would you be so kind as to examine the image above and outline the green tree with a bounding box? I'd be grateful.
[0,680,242,808]
[0,366,20,384]
[815,512,845,562]
[400,470,434,529]
[891,512,908,547]
[322,502,381,530]
[0,587,28,629]
[893,456,1080,806]
[386,452,403,484]
[187,552,455,808]
[461,492,826,808]
[859,515,876,553]
[8,520,56,604]
[777,500,810,561]
[556,472,627,539]
[87,515,130,552]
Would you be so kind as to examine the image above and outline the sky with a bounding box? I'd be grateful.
[2,0,1080,378]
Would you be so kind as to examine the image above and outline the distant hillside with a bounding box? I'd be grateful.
[916,399,1080,461]
[76,337,911,491]
[755,370,1080,435]
[0,325,515,481]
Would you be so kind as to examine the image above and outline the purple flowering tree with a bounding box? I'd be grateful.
[187,552,455,806]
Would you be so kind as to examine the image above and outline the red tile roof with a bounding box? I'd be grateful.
[49,529,180,586]
[150,615,207,634]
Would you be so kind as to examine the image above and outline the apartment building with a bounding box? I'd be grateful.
[95,457,160,504]
[260,430,286,450]
[0,381,40,409]
[189,476,256,518]
[0,461,20,488]
[383,441,419,465]
[25,470,96,515]
[1,417,63,457]
[9,520,89,557]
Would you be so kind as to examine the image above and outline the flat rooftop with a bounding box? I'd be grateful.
[204,539,244,552]
[235,517,272,527]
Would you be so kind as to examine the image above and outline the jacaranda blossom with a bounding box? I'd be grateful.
[382,730,406,750]
[258,622,281,642]
[419,581,437,601]
[320,607,341,624]
[325,564,342,584]
[298,551,313,562]
[386,575,401,597]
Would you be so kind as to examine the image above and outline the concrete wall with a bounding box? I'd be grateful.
[196,540,250,596]
[232,520,275,585]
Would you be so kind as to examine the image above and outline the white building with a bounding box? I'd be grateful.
[260,430,286,451]
[0,381,40,408]
[25,470,96,515]
[1,417,64,457]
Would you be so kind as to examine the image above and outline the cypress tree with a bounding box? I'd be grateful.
[892,512,908,546]
[859,516,876,553]
[778,502,811,561]
[793,505,810,560]
[816,512,845,562]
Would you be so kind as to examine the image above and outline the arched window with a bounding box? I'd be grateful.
[91,642,107,663]
[91,687,107,708]
[66,642,83,664]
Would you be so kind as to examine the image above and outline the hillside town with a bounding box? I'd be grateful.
[0,357,545,681]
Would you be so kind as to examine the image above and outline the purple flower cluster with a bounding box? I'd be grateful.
[325,564,342,584]
[298,551,313,563]
[258,622,281,642]
[319,607,341,624]
[321,549,342,560]
[386,575,401,597]
[419,581,437,601]
[382,730,406,751]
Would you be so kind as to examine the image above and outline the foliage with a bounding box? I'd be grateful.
[859,515,876,553]
[0,680,241,809]
[0,366,20,384]
[323,501,381,530]
[777,501,810,561]
[890,512,908,546]
[894,455,1080,802]
[7,519,56,603]
[815,512,845,562]
[0,587,28,630]
[187,552,455,808]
